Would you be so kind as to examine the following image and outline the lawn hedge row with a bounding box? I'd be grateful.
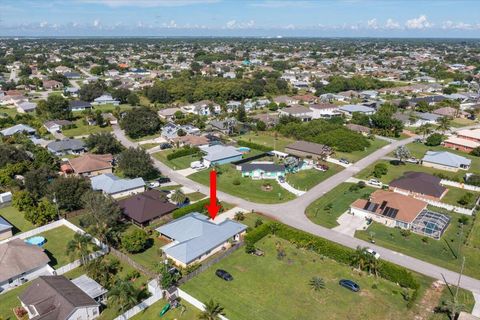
[237,140,273,152]
[166,147,200,160]
[172,199,210,219]
[246,222,420,291]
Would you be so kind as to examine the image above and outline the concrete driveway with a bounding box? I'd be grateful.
[332,212,368,237]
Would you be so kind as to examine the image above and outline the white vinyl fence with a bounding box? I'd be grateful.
[178,289,229,320]
[113,280,163,320]
[441,179,480,192]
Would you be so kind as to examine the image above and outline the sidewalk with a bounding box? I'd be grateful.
[278,179,305,196]
[212,206,249,224]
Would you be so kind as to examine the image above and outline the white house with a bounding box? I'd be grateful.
[90,173,145,199]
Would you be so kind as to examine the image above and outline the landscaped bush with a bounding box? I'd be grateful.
[166,147,200,160]
[172,199,210,219]
[237,140,273,152]
[425,133,444,146]
[121,228,149,253]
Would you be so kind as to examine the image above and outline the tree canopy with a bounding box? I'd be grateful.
[120,107,161,138]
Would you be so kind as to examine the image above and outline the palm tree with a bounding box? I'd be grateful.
[66,232,94,265]
[350,246,369,271]
[171,189,187,205]
[309,277,326,291]
[198,299,226,320]
[416,123,433,139]
[437,116,452,134]
[108,280,140,312]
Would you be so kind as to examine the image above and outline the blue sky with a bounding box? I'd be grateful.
[1,0,480,37]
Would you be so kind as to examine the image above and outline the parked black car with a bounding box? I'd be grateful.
[157,177,171,184]
[160,143,172,150]
[215,269,233,281]
[339,279,360,292]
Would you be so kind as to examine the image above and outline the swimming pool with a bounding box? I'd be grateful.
[25,236,46,246]
[237,147,251,153]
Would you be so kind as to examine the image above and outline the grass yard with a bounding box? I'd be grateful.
[334,138,389,163]
[182,235,425,320]
[441,187,480,209]
[0,206,35,234]
[92,103,134,113]
[131,299,200,320]
[236,131,295,152]
[0,106,18,117]
[467,215,480,250]
[356,208,480,279]
[451,117,476,128]
[186,191,206,202]
[38,226,77,268]
[62,118,112,137]
[286,165,342,191]
[188,164,296,204]
[430,287,475,319]
[152,150,201,170]
[126,227,170,273]
[305,183,376,228]
[139,143,158,150]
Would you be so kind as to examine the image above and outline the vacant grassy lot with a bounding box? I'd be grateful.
[92,103,134,113]
[430,286,475,319]
[131,299,200,320]
[0,206,35,234]
[182,236,425,320]
[153,150,202,170]
[335,138,389,163]
[356,208,480,279]
[286,165,342,191]
[188,164,295,204]
[38,226,77,268]
[441,187,479,209]
[305,183,376,228]
[451,117,476,128]
[235,131,295,152]
[62,118,112,137]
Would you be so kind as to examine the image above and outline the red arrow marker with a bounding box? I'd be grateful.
[206,169,221,220]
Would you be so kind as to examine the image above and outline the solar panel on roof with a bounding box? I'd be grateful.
[382,207,399,219]
[380,201,388,210]
[363,201,372,210]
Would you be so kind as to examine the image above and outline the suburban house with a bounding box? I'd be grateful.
[118,189,177,226]
[444,128,480,153]
[156,212,247,267]
[0,216,13,240]
[17,101,37,113]
[199,145,243,166]
[0,239,53,291]
[19,276,100,320]
[278,105,313,122]
[433,107,467,118]
[421,151,471,172]
[91,173,145,199]
[350,190,450,239]
[43,80,64,90]
[63,72,81,79]
[241,162,286,180]
[346,123,371,136]
[44,120,73,134]
[172,135,210,148]
[66,154,113,177]
[158,107,182,120]
[47,139,85,156]
[71,275,108,304]
[161,122,200,140]
[389,172,448,201]
[338,104,376,117]
[308,103,341,119]
[92,94,120,106]
[181,100,221,116]
[69,100,92,112]
[0,124,36,136]
[285,140,332,160]
[273,95,299,105]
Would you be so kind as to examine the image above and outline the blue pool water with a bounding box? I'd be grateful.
[237,147,251,153]
[25,236,46,246]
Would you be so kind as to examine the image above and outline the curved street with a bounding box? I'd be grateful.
[112,124,480,294]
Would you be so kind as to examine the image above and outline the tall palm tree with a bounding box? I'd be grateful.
[309,277,326,291]
[416,123,433,139]
[171,189,187,205]
[66,232,94,265]
[198,299,226,320]
[108,280,140,312]
[437,116,452,134]
[350,246,369,271]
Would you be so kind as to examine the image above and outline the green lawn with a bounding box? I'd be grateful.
[126,226,170,273]
[131,299,200,320]
[182,236,425,320]
[186,192,206,202]
[334,138,389,163]
[62,118,112,137]
[152,150,201,170]
[188,164,296,204]
[286,165,342,191]
[0,107,18,117]
[235,131,295,152]
[139,143,158,150]
[92,103,134,113]
[38,226,77,268]
[467,215,480,250]
[430,287,475,319]
[441,187,479,209]
[305,183,376,228]
[451,117,476,128]
[356,208,480,280]
[0,206,35,234]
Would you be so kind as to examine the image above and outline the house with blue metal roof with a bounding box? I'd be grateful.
[0,124,36,136]
[156,212,247,267]
[338,104,375,117]
[0,216,13,240]
[422,151,471,172]
[200,144,243,166]
[90,173,145,199]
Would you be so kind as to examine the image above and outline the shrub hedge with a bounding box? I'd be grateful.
[172,199,209,219]
[237,140,273,152]
[167,147,200,160]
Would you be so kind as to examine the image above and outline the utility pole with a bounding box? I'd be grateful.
[53,192,60,220]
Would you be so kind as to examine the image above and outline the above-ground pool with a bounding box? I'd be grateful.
[25,236,46,246]
[237,147,251,153]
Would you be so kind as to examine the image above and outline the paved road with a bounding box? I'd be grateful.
[112,125,480,294]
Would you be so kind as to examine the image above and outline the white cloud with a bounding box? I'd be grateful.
[385,18,400,29]
[405,15,433,29]
[250,1,314,8]
[366,18,378,29]
[93,19,101,27]
[284,24,296,30]
[39,21,49,28]
[225,20,255,29]
[442,20,479,30]
[79,0,218,7]
[162,20,178,28]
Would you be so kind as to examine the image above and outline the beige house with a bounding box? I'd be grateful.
[66,154,113,177]
[0,216,13,240]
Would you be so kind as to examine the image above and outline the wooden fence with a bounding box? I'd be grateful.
[110,247,158,279]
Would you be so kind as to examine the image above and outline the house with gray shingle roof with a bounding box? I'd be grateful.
[199,144,243,166]
[241,162,286,180]
[156,212,247,267]
[0,124,36,136]
[47,139,85,156]
[90,173,145,199]
[422,151,471,172]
